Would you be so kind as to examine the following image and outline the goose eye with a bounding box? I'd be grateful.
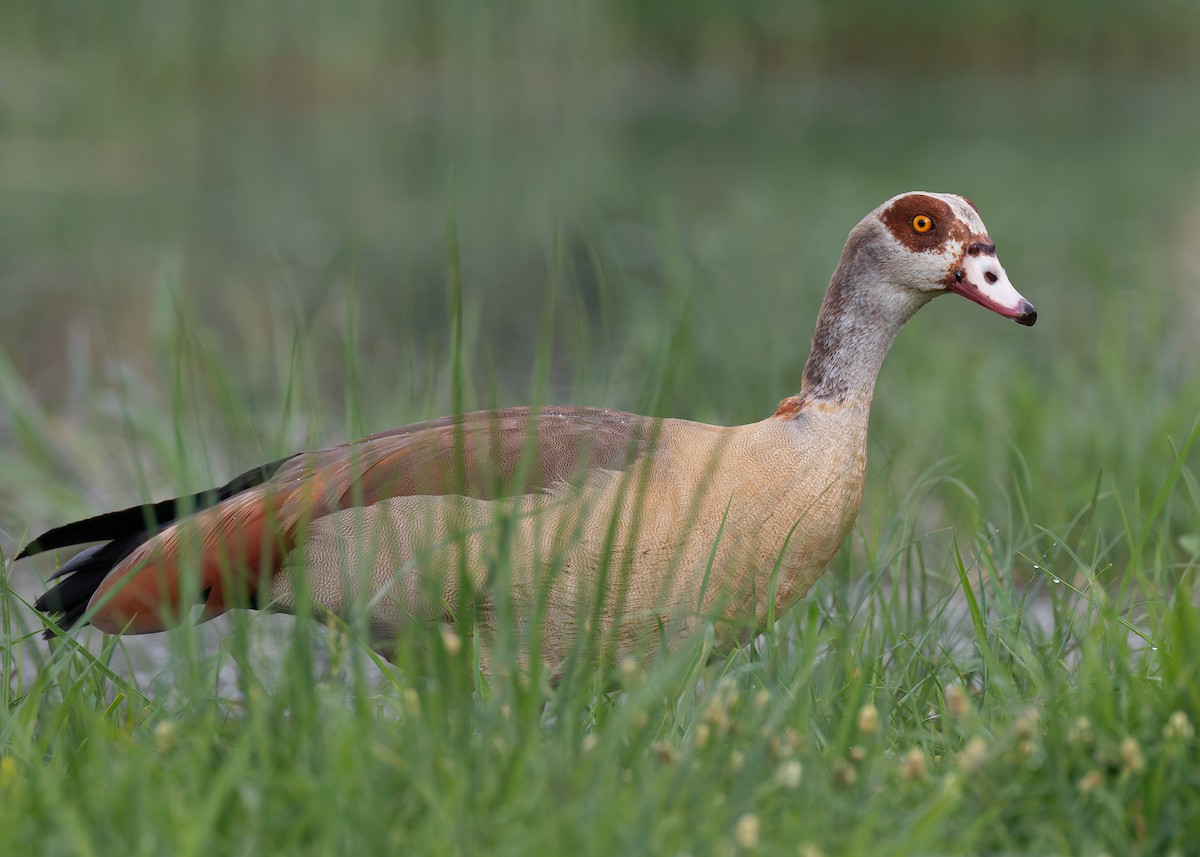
[912,215,934,234]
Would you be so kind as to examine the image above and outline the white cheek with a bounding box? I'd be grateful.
[881,236,963,290]
[961,253,1024,311]
[914,240,962,290]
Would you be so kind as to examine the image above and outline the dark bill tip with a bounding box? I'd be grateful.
[1014,299,1037,327]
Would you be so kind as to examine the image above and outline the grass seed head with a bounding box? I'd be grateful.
[957,737,988,773]
[440,627,462,656]
[705,694,734,734]
[619,656,643,688]
[1067,716,1093,745]
[900,747,927,781]
[154,720,177,753]
[768,732,795,759]
[944,684,970,719]
[832,759,857,788]
[776,759,803,789]
[1119,737,1144,774]
[1163,710,1194,741]
[734,814,760,849]
[857,704,880,735]
[1017,738,1037,762]
[653,741,678,764]
[1014,707,1040,739]
[403,688,420,719]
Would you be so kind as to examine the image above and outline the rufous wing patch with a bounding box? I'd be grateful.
[84,406,653,633]
[88,488,292,633]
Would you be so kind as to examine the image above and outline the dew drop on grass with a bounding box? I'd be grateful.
[1152,646,1159,651]
[1052,578,1061,584]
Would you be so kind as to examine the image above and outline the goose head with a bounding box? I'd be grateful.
[856,191,1037,326]
[797,192,1035,407]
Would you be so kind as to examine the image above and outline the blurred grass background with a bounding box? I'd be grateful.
[3,0,1199,544]
[4,0,1200,643]
[3,2,1200,852]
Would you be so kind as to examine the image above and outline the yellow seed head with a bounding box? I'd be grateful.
[776,759,803,790]
[1014,707,1040,739]
[1077,770,1104,793]
[653,741,678,764]
[1119,737,1144,774]
[944,684,970,719]
[1017,738,1036,761]
[154,720,177,753]
[619,656,643,688]
[1163,710,1195,742]
[900,747,927,781]
[706,703,732,735]
[440,628,462,656]
[767,735,789,759]
[404,688,421,719]
[1067,716,1093,745]
[957,737,988,772]
[734,814,760,849]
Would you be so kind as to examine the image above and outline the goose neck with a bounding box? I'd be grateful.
[797,251,927,409]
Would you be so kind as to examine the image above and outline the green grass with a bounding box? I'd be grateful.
[5,453,1200,854]
[5,2,1200,854]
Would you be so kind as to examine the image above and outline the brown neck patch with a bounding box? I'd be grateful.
[879,194,969,254]
[774,395,804,418]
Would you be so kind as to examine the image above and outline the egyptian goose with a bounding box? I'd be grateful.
[21,192,1035,666]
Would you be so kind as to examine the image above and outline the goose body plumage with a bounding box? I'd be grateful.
[21,191,1036,666]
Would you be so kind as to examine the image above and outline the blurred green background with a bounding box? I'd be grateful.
[6,7,1200,852]
[2,0,1200,563]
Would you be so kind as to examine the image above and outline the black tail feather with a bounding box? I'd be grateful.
[16,497,186,560]
[22,457,292,635]
[17,458,290,560]
[32,536,147,637]
[47,543,107,581]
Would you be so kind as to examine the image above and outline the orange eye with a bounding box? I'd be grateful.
[912,215,934,233]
